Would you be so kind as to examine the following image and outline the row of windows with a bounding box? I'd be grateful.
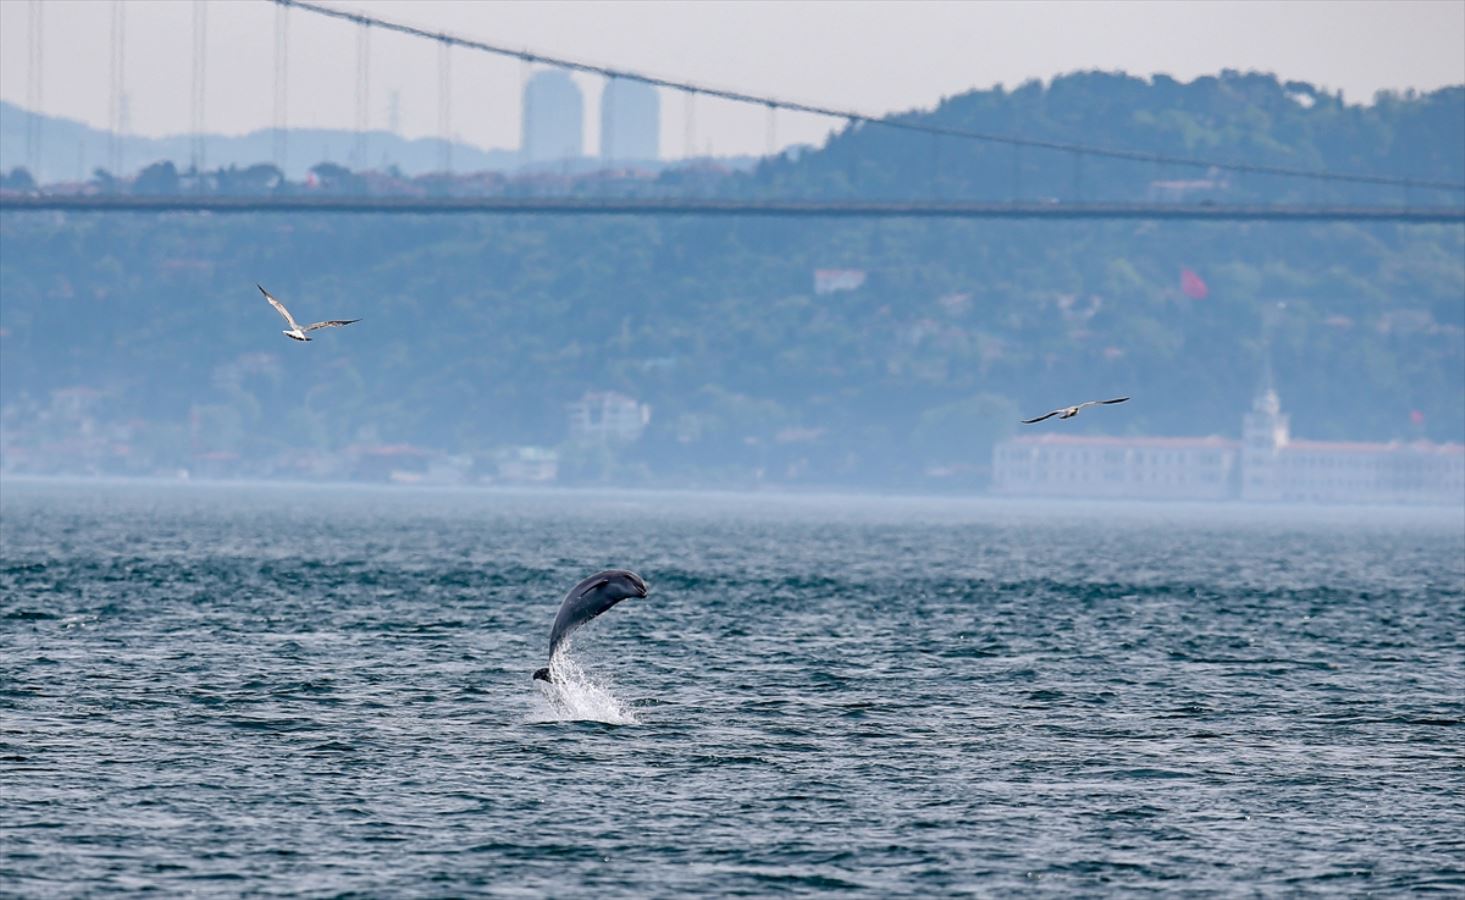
[1001,450,1230,466]
[1000,468,1225,485]
[1003,450,1460,477]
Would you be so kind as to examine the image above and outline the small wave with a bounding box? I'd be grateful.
[525,654,638,726]
[3,609,58,621]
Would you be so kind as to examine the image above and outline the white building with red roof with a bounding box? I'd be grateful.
[993,388,1463,506]
[1239,387,1464,505]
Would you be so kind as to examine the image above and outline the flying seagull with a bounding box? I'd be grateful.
[257,284,360,342]
[1021,397,1130,424]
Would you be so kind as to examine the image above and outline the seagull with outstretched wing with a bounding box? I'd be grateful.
[1022,397,1130,424]
[258,284,360,342]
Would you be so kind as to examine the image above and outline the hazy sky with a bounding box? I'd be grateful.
[1,0,1462,159]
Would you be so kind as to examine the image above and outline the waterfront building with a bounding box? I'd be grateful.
[993,389,1463,506]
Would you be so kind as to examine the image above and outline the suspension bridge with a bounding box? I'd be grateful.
[2,0,1462,222]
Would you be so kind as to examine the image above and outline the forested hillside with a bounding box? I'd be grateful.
[2,71,1462,486]
[754,71,1464,205]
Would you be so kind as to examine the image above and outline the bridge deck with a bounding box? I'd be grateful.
[1,195,1461,222]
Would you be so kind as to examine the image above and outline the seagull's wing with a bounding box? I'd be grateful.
[1075,397,1130,411]
[258,285,299,330]
[303,319,361,332]
[1021,410,1061,424]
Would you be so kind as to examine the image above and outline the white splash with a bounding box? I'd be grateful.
[526,654,639,725]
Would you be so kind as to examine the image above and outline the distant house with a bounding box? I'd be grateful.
[814,268,867,295]
[567,391,650,444]
[496,446,559,484]
[49,385,104,420]
[993,388,1464,506]
[346,443,435,483]
[191,450,242,481]
[1147,176,1230,202]
[937,292,972,315]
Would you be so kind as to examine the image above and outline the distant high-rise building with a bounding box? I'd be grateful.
[599,79,660,163]
[521,70,583,165]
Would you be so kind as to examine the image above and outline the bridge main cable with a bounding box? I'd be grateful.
[275,0,1464,194]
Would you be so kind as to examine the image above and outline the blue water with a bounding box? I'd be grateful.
[2,480,1462,895]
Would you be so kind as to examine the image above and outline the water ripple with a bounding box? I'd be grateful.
[2,481,1462,896]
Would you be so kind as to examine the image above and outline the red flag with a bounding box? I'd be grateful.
[1180,267,1209,299]
[1410,409,1425,426]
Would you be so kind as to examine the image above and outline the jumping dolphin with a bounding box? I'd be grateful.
[1022,396,1130,424]
[532,569,650,683]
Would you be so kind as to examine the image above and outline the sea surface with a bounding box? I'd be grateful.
[2,479,1462,896]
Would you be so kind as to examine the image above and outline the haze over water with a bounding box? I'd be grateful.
[2,480,1462,895]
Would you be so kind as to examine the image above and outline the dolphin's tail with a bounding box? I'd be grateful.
[532,667,552,683]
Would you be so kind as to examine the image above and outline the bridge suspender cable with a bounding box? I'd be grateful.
[191,0,208,171]
[274,0,1464,194]
[26,0,44,175]
[273,2,289,171]
[353,22,369,168]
